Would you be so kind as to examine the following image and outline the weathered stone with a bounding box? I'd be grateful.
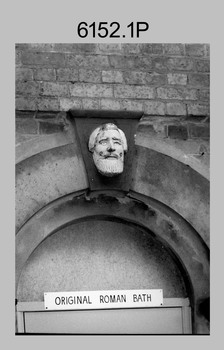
[56,68,79,82]
[21,52,66,67]
[98,44,122,54]
[121,100,144,111]
[70,83,113,98]
[168,125,188,140]
[16,96,37,110]
[189,125,210,139]
[66,54,109,68]
[16,67,33,81]
[38,121,64,134]
[37,97,60,111]
[197,89,210,101]
[188,74,209,87]
[59,98,82,111]
[102,70,123,83]
[167,57,194,71]
[79,69,101,83]
[167,73,187,85]
[114,85,155,99]
[82,98,100,110]
[34,68,56,81]
[187,103,209,116]
[40,82,69,96]
[100,99,122,110]
[16,81,40,95]
[16,118,38,134]
[157,87,197,100]
[195,60,210,72]
[185,44,206,57]
[140,44,163,54]
[163,44,185,56]
[152,57,167,72]
[166,102,187,116]
[144,101,166,115]
[54,43,97,53]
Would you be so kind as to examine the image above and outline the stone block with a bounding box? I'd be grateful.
[123,71,166,86]
[21,52,66,67]
[114,85,155,99]
[109,55,135,69]
[102,70,123,83]
[98,44,122,54]
[152,57,167,73]
[189,125,210,139]
[144,101,166,115]
[16,81,40,95]
[168,125,188,140]
[56,68,79,82]
[197,89,210,102]
[70,83,113,98]
[123,71,148,85]
[188,74,209,87]
[40,82,69,96]
[166,102,187,116]
[136,57,154,70]
[121,100,144,111]
[37,97,60,111]
[167,73,187,85]
[79,69,101,83]
[146,73,167,86]
[54,43,97,53]
[66,54,109,68]
[140,44,163,54]
[122,44,140,54]
[82,98,100,110]
[157,87,197,100]
[100,99,122,110]
[17,43,54,51]
[16,67,33,81]
[163,44,185,56]
[34,68,56,81]
[16,96,37,110]
[59,98,82,111]
[195,60,210,72]
[187,103,209,116]
[185,44,206,57]
[110,55,152,70]
[167,57,194,71]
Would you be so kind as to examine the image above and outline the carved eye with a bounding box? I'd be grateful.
[99,140,107,145]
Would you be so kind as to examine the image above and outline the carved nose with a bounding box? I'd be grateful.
[107,143,115,152]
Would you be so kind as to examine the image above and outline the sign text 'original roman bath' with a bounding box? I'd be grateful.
[44,289,163,310]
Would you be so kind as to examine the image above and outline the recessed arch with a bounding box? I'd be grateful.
[16,189,209,334]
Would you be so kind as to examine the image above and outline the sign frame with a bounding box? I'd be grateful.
[44,289,163,311]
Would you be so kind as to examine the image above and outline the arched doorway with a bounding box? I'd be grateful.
[16,191,209,334]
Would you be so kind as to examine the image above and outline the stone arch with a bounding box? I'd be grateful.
[16,190,209,334]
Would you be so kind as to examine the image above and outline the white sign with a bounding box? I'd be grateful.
[44,289,163,310]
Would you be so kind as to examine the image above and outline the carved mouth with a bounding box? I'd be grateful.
[105,155,118,159]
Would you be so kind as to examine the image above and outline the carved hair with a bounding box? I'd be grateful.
[88,123,128,152]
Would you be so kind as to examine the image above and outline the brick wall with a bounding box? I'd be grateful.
[15,43,210,141]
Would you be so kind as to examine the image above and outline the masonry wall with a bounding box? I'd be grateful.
[16,43,210,142]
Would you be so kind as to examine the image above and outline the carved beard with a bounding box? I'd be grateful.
[93,152,124,177]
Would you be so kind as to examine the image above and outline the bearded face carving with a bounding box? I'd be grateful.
[88,123,128,177]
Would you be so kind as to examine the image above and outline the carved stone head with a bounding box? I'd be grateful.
[88,123,128,177]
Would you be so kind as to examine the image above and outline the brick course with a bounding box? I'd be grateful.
[15,43,210,138]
